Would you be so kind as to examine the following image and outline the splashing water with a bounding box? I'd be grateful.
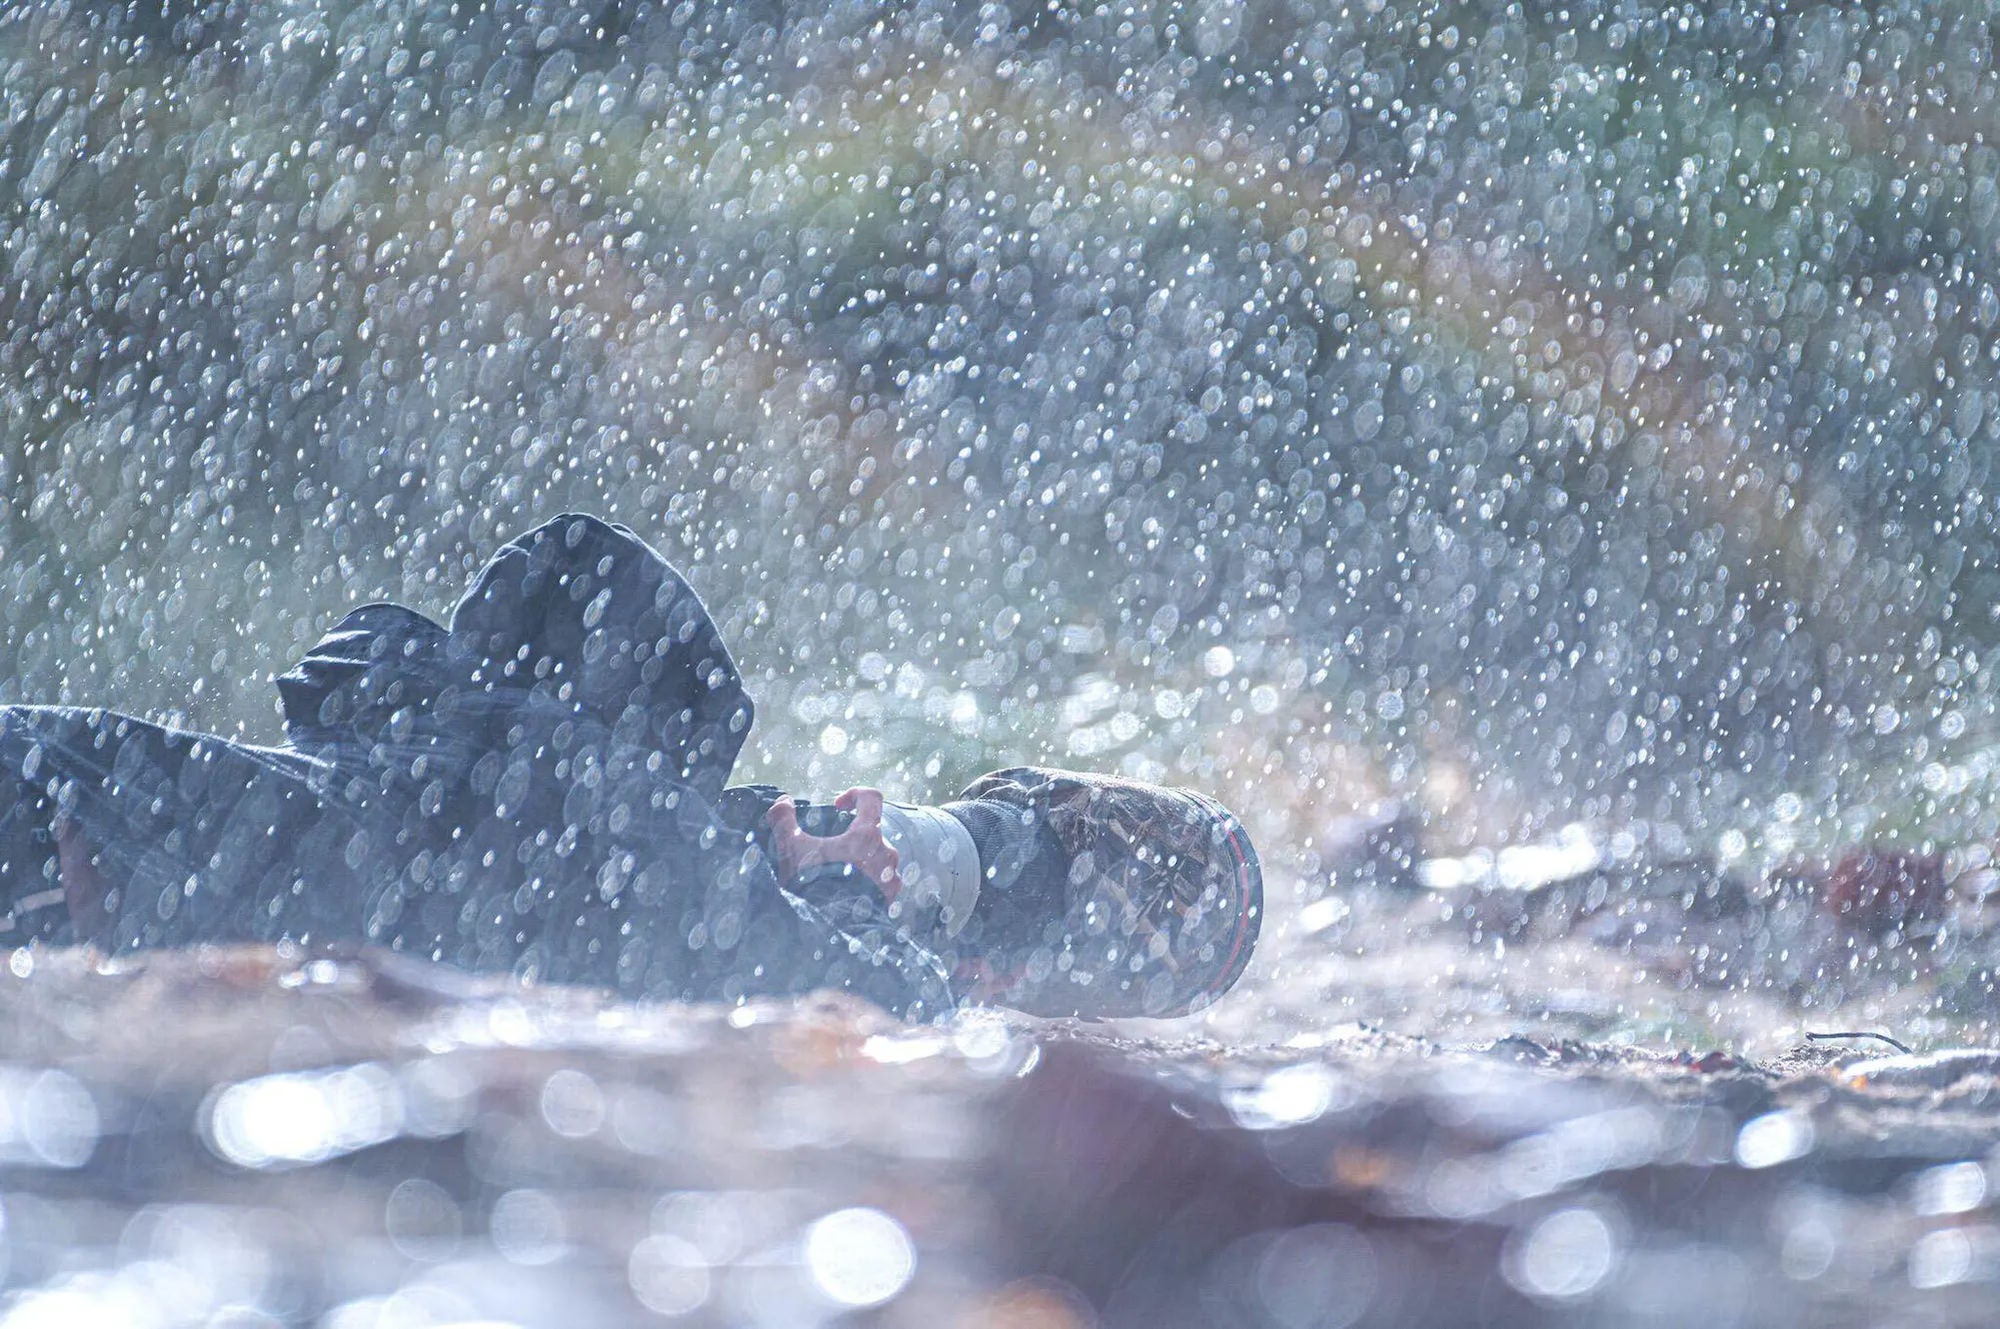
[5,0,2000,1323]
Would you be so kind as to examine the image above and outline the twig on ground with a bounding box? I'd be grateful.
[1805,1030,1913,1054]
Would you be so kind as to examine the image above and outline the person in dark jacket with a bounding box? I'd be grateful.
[0,514,1260,1019]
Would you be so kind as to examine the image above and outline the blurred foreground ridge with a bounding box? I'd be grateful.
[0,945,1988,1327]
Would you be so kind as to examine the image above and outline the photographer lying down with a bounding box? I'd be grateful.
[0,514,1260,1020]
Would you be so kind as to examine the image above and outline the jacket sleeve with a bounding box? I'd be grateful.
[443,512,754,803]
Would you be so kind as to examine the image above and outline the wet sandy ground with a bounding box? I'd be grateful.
[0,945,1999,1327]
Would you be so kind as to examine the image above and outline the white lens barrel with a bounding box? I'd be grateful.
[877,803,983,937]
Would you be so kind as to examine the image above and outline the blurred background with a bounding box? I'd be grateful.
[6,0,2000,1028]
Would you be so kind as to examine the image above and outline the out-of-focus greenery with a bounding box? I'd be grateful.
[2,0,1997,873]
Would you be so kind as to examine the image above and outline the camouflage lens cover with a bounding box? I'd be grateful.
[958,767,1262,1016]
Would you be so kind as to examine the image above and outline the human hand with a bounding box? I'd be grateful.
[54,816,109,939]
[765,787,903,899]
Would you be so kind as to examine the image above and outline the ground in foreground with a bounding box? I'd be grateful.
[0,946,1994,1328]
